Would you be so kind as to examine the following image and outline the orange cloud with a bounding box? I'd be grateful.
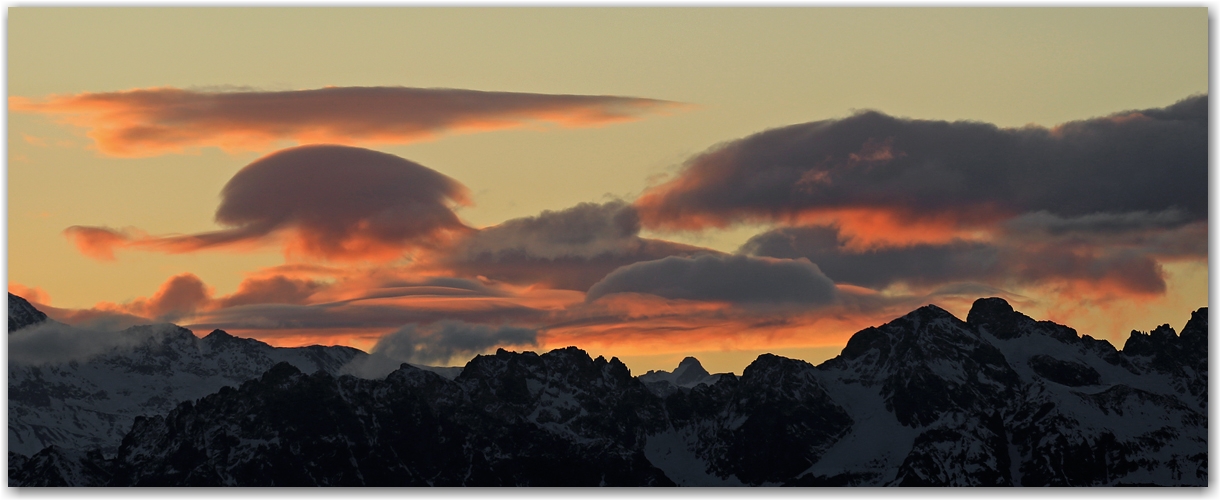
[10,86,690,157]
[91,273,214,322]
[538,293,899,360]
[789,208,1000,251]
[8,283,51,305]
[216,276,323,308]
[63,226,136,261]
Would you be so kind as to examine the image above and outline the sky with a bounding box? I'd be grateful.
[6,8,1209,375]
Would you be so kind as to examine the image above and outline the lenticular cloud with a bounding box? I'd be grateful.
[635,95,1207,230]
[11,86,690,157]
[65,145,474,262]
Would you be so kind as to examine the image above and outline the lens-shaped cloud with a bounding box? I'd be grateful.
[11,86,691,157]
[65,145,473,262]
[585,254,838,306]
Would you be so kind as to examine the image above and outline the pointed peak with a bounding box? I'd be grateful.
[907,303,958,321]
[1181,307,1207,349]
[8,293,49,333]
[672,356,710,385]
[203,329,235,340]
[887,303,965,332]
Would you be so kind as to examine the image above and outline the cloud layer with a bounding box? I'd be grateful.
[738,215,1201,296]
[11,86,689,157]
[66,145,472,261]
[635,95,1207,233]
[440,201,714,290]
[9,321,186,366]
[342,320,539,377]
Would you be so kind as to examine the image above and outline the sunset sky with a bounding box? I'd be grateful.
[7,8,1208,374]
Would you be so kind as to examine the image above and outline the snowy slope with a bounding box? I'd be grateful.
[9,309,365,456]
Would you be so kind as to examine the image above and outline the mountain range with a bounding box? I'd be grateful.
[7,293,1206,486]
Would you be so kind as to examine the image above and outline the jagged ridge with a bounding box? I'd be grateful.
[8,296,1207,486]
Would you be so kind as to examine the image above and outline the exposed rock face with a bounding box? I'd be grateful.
[638,356,726,397]
[9,296,1207,486]
[8,293,48,333]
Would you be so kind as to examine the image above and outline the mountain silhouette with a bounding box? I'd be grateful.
[7,295,1206,486]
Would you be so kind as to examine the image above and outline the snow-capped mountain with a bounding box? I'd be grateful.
[8,299,366,456]
[8,296,1207,486]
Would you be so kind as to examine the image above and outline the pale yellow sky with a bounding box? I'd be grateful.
[6,8,1209,373]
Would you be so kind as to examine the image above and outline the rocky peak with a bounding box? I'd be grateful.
[826,302,1019,428]
[909,303,960,323]
[741,353,810,381]
[966,297,1082,343]
[672,357,711,386]
[201,328,273,353]
[1122,317,1205,381]
[8,293,49,333]
[1123,324,1180,356]
[1180,307,1207,352]
[261,361,304,385]
[965,297,1022,338]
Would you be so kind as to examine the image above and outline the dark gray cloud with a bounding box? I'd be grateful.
[636,95,1207,228]
[341,321,539,378]
[738,225,999,289]
[739,216,1201,295]
[585,254,837,305]
[66,145,473,261]
[1001,210,1207,258]
[1003,209,1193,236]
[444,201,715,290]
